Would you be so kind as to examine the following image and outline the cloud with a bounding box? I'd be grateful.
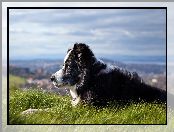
[9,8,166,62]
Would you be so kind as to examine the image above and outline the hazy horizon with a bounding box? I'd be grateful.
[9,54,166,65]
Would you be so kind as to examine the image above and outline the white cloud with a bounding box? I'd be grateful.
[9,8,165,60]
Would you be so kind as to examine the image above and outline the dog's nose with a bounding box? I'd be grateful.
[50,75,55,81]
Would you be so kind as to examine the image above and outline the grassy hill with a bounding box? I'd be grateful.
[9,75,166,124]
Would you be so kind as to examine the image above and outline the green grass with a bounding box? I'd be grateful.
[9,75,166,124]
[9,74,26,93]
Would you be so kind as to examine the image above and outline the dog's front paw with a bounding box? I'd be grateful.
[71,96,81,106]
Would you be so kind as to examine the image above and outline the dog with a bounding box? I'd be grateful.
[51,43,166,106]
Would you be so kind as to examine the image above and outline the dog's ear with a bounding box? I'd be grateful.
[73,43,95,69]
[73,43,83,52]
[73,43,88,52]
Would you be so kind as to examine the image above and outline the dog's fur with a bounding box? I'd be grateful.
[51,43,166,106]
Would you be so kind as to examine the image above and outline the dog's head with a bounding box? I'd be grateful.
[50,43,95,88]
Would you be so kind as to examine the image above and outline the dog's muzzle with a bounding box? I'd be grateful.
[50,75,56,81]
[50,69,66,88]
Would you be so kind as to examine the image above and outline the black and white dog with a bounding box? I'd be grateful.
[51,43,166,106]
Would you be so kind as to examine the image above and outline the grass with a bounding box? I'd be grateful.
[9,74,26,93]
[9,75,166,124]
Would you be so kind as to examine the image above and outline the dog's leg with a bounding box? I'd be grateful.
[69,86,81,106]
[71,96,81,106]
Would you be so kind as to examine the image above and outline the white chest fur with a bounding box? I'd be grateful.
[69,86,81,106]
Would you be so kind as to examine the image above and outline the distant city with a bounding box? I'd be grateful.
[9,58,166,96]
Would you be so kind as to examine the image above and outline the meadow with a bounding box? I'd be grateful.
[9,75,166,124]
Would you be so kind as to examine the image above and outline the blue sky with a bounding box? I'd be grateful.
[9,9,166,63]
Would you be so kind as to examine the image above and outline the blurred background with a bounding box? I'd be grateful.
[8,9,166,94]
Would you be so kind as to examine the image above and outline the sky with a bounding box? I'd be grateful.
[9,8,166,63]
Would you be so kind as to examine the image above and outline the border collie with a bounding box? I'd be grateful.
[51,43,166,106]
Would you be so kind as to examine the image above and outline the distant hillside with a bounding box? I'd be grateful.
[10,58,166,75]
[99,58,166,75]
[9,65,32,78]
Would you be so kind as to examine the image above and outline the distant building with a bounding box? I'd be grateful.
[27,77,33,84]
[152,78,158,83]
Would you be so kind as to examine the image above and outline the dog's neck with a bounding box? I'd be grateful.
[69,86,81,106]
